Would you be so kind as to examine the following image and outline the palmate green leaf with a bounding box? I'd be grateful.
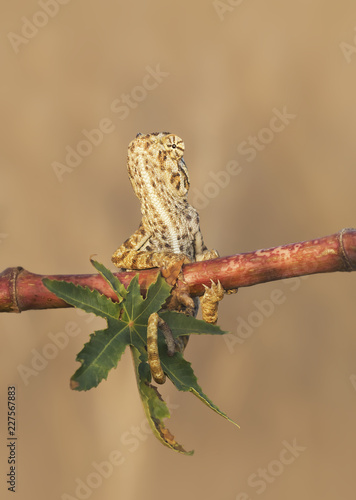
[122,272,172,352]
[121,272,171,325]
[43,266,172,392]
[43,262,239,452]
[131,346,193,455]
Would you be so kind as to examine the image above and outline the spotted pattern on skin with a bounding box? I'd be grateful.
[111,132,226,384]
[112,133,208,265]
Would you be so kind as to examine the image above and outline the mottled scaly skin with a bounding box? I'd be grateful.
[112,132,224,383]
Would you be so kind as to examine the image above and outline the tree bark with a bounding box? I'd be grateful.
[1,228,355,313]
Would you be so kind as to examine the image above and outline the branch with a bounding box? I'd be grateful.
[1,228,355,313]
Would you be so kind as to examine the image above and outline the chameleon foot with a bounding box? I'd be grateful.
[166,278,196,317]
[200,280,225,324]
[147,313,166,384]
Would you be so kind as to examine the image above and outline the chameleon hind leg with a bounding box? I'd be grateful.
[147,312,186,384]
[196,249,226,325]
[146,280,198,385]
[147,313,167,384]
[200,280,225,324]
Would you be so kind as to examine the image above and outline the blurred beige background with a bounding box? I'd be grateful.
[1,1,356,499]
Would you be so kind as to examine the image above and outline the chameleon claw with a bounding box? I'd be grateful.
[200,280,225,324]
[166,277,196,316]
[202,280,224,299]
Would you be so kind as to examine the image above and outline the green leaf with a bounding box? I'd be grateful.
[44,268,172,392]
[43,279,121,320]
[43,261,239,452]
[159,346,239,428]
[70,320,130,391]
[160,310,228,337]
[90,258,127,300]
[131,346,193,455]
[158,310,238,427]
[121,271,170,324]
[123,273,172,352]
[71,273,170,391]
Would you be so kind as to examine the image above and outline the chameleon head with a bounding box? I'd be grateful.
[128,132,190,199]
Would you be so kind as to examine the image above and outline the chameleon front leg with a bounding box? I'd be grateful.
[113,249,191,273]
[195,246,230,325]
[112,228,190,273]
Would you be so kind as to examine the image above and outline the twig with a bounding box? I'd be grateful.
[0,228,355,313]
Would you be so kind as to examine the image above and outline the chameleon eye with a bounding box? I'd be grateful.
[162,134,185,159]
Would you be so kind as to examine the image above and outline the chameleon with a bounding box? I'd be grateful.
[112,132,228,384]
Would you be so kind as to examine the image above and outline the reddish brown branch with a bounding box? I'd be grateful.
[1,229,355,313]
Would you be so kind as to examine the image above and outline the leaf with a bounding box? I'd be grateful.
[43,279,121,320]
[131,346,193,455]
[70,321,130,390]
[43,262,239,453]
[122,271,170,325]
[158,311,238,427]
[160,310,229,337]
[159,343,239,428]
[90,258,127,300]
[123,273,172,352]
[132,301,239,448]
[43,267,172,392]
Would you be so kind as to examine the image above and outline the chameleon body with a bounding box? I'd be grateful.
[112,132,224,383]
